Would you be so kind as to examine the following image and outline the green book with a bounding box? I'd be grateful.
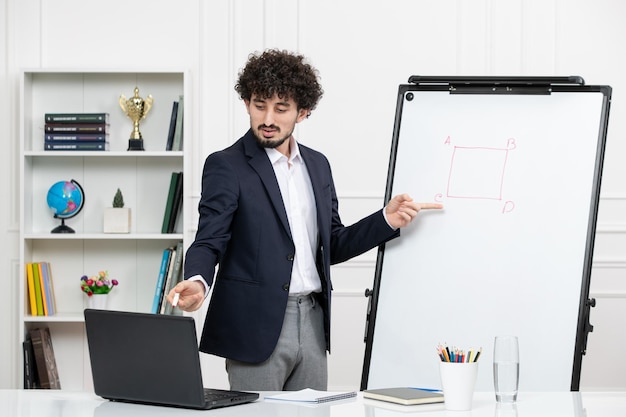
[161,172,180,233]
[167,172,183,233]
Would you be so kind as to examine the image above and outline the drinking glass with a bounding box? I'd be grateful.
[493,335,519,402]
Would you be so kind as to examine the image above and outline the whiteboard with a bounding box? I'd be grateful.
[361,79,611,392]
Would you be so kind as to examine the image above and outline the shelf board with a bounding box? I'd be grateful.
[24,233,183,240]
[23,68,188,74]
[24,151,183,157]
[24,312,85,323]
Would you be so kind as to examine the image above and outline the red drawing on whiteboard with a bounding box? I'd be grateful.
[442,138,516,212]
[502,201,515,213]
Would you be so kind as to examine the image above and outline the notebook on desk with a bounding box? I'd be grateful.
[84,309,259,410]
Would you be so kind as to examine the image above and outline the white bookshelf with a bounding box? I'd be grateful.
[18,69,190,390]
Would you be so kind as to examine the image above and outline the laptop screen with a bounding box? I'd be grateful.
[85,309,209,408]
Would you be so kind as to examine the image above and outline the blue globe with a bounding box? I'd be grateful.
[46,180,85,233]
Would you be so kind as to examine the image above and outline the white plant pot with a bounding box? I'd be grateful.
[103,207,131,233]
[87,294,109,310]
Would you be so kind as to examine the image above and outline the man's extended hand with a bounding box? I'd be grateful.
[385,193,443,229]
[166,280,206,312]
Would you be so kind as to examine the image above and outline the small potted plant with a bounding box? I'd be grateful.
[81,270,119,309]
[103,188,131,233]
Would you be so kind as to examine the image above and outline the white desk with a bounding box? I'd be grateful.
[2,390,625,416]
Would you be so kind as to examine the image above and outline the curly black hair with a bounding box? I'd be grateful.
[235,49,324,114]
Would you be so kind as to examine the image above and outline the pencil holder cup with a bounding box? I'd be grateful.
[439,361,478,411]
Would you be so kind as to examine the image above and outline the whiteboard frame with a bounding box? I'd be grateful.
[360,76,612,392]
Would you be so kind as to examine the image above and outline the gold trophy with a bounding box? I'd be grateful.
[119,87,153,151]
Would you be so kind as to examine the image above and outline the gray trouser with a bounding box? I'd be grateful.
[226,293,328,391]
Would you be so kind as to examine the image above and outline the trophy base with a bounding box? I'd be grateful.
[128,139,145,151]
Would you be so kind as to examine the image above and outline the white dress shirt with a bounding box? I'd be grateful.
[266,138,322,295]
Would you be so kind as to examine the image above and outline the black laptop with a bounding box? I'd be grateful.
[84,309,259,410]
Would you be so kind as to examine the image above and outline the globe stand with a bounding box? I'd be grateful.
[51,218,75,234]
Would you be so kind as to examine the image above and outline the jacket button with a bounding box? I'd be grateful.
[287,254,294,261]
[282,283,290,291]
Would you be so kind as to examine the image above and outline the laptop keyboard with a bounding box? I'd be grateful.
[204,388,245,402]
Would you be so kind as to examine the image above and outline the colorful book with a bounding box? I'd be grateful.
[29,327,61,389]
[172,95,184,151]
[163,241,184,315]
[159,246,178,314]
[44,112,109,124]
[167,172,183,233]
[36,263,49,316]
[31,263,44,316]
[45,263,58,314]
[165,101,178,151]
[161,172,181,233]
[25,263,37,316]
[45,142,108,151]
[23,335,39,389]
[45,133,108,142]
[363,387,444,405]
[45,123,109,133]
[39,262,55,316]
[151,248,172,314]
[159,247,176,312]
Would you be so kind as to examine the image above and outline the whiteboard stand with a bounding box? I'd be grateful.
[361,76,611,392]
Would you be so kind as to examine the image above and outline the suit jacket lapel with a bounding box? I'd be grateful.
[242,130,292,237]
[300,146,330,250]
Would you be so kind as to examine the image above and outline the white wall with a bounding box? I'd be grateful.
[2,0,626,391]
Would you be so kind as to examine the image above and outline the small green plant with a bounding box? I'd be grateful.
[113,188,125,208]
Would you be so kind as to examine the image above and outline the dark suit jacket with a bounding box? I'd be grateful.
[184,129,399,363]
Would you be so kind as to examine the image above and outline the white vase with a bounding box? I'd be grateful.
[103,207,131,233]
[88,294,109,310]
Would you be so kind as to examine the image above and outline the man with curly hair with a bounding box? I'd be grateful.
[168,49,442,391]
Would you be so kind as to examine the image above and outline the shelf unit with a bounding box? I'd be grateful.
[18,69,190,390]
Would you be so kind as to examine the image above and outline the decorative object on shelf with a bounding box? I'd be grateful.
[88,294,109,310]
[43,113,110,151]
[113,188,124,208]
[119,86,153,151]
[81,270,118,310]
[46,179,85,233]
[80,270,119,296]
[103,188,131,233]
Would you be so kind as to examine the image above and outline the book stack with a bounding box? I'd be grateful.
[25,327,61,389]
[165,96,184,151]
[44,112,110,151]
[151,241,184,315]
[25,262,57,316]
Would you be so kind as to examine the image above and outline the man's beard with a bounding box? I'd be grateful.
[254,124,291,149]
